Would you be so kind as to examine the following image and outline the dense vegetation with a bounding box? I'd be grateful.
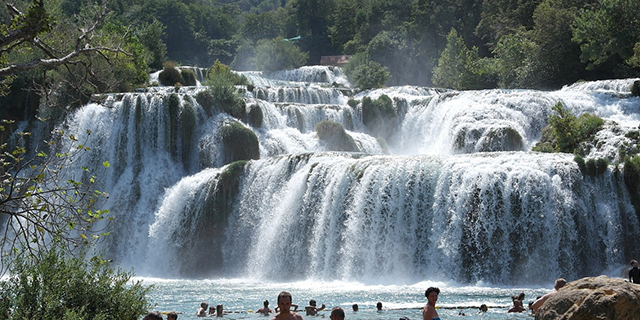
[3,0,640,122]
[0,246,151,320]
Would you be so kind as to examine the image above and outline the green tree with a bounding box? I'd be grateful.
[432,28,485,90]
[528,0,584,88]
[1,1,149,112]
[572,0,640,76]
[476,0,543,47]
[492,30,537,88]
[292,0,335,63]
[343,52,390,89]
[252,37,308,71]
[152,0,196,63]
[239,10,288,43]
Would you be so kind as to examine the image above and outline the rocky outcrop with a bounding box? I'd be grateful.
[536,275,640,320]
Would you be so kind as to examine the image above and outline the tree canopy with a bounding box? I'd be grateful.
[2,0,640,113]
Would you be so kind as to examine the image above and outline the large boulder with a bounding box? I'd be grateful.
[536,275,640,320]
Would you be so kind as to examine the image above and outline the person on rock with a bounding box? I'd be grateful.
[629,260,640,283]
[530,278,566,313]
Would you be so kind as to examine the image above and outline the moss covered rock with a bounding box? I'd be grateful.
[315,120,359,152]
[180,68,197,86]
[179,160,248,277]
[248,104,263,128]
[196,89,214,116]
[624,155,640,221]
[220,121,260,164]
[631,80,640,97]
[158,61,183,86]
[362,94,397,141]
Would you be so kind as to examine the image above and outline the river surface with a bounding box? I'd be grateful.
[142,278,562,320]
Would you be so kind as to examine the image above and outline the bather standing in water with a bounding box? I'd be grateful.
[271,291,303,320]
[257,300,274,315]
[423,287,441,320]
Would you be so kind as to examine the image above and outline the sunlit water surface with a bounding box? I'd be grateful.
[141,278,553,320]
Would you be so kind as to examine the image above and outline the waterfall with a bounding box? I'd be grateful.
[19,66,640,284]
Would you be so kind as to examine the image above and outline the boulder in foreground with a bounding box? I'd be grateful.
[536,275,640,320]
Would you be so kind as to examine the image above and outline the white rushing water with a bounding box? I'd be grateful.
[40,67,639,291]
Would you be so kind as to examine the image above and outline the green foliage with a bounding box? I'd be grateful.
[220,120,260,164]
[315,120,359,152]
[134,20,167,70]
[343,53,390,90]
[476,0,543,46]
[529,1,583,88]
[158,61,183,86]
[533,102,604,154]
[572,0,640,75]
[212,84,246,119]
[433,29,488,90]
[630,42,640,68]
[0,245,150,320]
[252,37,308,71]
[575,155,609,176]
[207,60,250,86]
[549,101,578,152]
[180,68,197,86]
[0,119,111,271]
[239,10,288,43]
[574,155,586,172]
[201,61,249,119]
[576,112,605,139]
[1,1,150,110]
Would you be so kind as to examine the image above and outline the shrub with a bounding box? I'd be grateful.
[204,61,249,119]
[207,60,250,86]
[0,246,150,320]
[549,101,577,153]
[158,61,183,86]
[315,120,359,152]
[252,37,308,72]
[180,68,197,86]
[533,103,603,155]
[220,121,260,164]
[576,113,604,141]
[210,83,246,119]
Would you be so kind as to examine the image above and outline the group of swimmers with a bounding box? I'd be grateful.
[425,278,568,319]
[196,302,225,317]
[142,279,567,320]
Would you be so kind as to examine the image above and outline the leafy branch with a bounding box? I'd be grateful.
[0,118,111,274]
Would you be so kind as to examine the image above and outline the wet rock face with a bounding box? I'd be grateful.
[536,275,640,320]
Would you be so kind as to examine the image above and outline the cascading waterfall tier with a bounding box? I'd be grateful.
[26,66,640,285]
